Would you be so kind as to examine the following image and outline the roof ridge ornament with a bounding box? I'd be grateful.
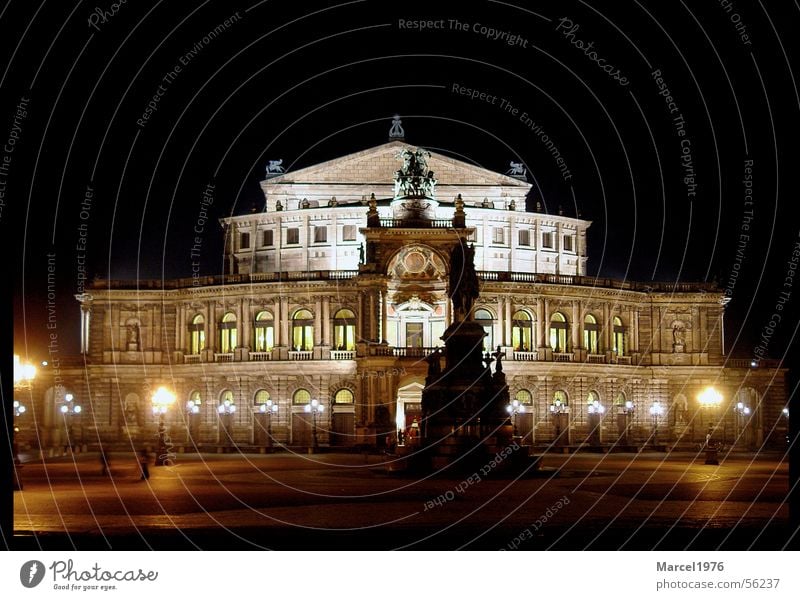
[389,114,405,140]
[265,159,285,178]
[506,160,527,180]
[393,147,436,199]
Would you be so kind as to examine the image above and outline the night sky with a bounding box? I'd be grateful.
[4,0,798,369]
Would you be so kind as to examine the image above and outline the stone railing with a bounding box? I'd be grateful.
[476,271,720,294]
[214,353,234,363]
[553,352,574,362]
[249,351,272,361]
[611,355,632,365]
[512,351,538,361]
[288,350,314,361]
[378,218,454,229]
[184,354,201,364]
[330,350,356,360]
[587,354,606,364]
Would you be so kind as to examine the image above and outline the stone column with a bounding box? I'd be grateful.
[496,298,504,345]
[539,297,548,350]
[314,298,323,346]
[242,297,251,349]
[505,297,512,347]
[380,289,388,343]
[322,296,331,347]
[691,307,701,353]
[369,291,377,342]
[602,302,611,355]
[571,300,580,353]
[207,301,217,352]
[280,297,289,348]
[633,309,640,353]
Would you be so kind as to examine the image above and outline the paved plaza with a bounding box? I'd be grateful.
[12,449,793,550]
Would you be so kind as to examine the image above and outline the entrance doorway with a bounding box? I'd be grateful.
[396,381,424,444]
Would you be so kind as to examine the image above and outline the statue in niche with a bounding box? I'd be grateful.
[448,243,480,322]
[672,322,686,352]
[123,396,139,426]
[126,323,140,351]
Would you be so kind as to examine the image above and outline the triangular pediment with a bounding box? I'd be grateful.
[263,141,530,188]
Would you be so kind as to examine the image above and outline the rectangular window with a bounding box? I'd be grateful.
[262,230,273,247]
[240,232,250,250]
[286,228,299,245]
[314,226,327,243]
[466,229,477,242]
[542,231,554,248]
[406,322,423,348]
[563,235,574,252]
[518,229,530,246]
[343,225,356,241]
[492,227,505,245]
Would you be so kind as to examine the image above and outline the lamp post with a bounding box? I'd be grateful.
[217,397,236,447]
[698,386,722,464]
[506,399,526,439]
[649,401,664,448]
[304,399,324,450]
[587,400,605,446]
[13,355,36,489]
[259,400,279,448]
[60,393,83,452]
[549,399,568,445]
[151,386,176,466]
[735,402,751,448]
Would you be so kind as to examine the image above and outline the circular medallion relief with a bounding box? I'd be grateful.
[403,250,427,272]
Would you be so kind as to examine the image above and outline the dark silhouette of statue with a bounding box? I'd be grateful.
[449,242,480,322]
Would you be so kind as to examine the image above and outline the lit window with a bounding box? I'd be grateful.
[286,228,299,245]
[254,311,274,352]
[188,314,205,354]
[254,389,270,405]
[613,316,626,356]
[553,390,568,406]
[333,389,354,404]
[516,389,533,405]
[292,309,314,351]
[549,312,569,352]
[292,388,311,405]
[474,309,494,351]
[511,310,533,352]
[219,312,237,353]
[332,309,356,351]
[583,314,600,354]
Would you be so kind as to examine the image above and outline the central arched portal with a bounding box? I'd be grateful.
[395,381,424,443]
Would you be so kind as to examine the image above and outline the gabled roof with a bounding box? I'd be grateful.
[262,140,531,188]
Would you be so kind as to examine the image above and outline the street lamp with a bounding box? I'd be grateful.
[734,401,751,447]
[259,400,279,448]
[151,386,176,466]
[587,400,605,446]
[649,401,664,447]
[304,399,324,450]
[60,393,83,452]
[698,386,722,464]
[13,355,38,491]
[506,399,526,438]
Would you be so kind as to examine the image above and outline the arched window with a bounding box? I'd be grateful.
[187,390,202,413]
[587,390,602,414]
[584,314,600,354]
[254,311,274,352]
[515,389,533,405]
[552,390,569,410]
[511,310,533,352]
[474,308,495,351]
[189,314,205,354]
[613,317,626,356]
[292,309,314,351]
[219,312,237,353]
[254,389,270,405]
[614,391,631,412]
[218,389,235,413]
[333,309,356,351]
[333,389,354,404]
[549,312,569,352]
[292,388,311,405]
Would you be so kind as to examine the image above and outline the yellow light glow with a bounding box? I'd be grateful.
[14,354,37,385]
[698,386,723,407]
[151,386,177,409]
